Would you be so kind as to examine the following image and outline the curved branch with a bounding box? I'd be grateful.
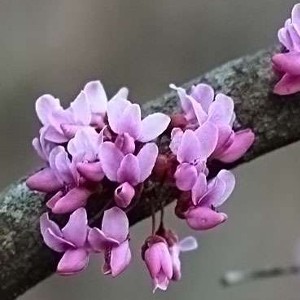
[1,47,299,300]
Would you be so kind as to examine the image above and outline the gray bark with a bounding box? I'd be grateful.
[1,47,299,300]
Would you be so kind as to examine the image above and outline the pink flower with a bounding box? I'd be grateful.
[277,4,300,52]
[272,4,300,95]
[88,207,131,277]
[143,237,173,292]
[170,83,235,127]
[40,208,90,275]
[107,97,170,143]
[171,84,254,163]
[168,236,198,281]
[185,170,235,230]
[170,121,218,191]
[27,146,92,214]
[35,81,127,143]
[99,142,158,207]
[68,127,105,182]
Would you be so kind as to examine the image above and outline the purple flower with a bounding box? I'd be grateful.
[27,146,92,214]
[272,4,300,95]
[171,83,254,163]
[68,127,105,182]
[168,236,198,281]
[185,170,235,230]
[88,207,131,277]
[170,83,235,127]
[40,208,89,275]
[143,237,173,292]
[272,52,300,95]
[170,121,218,191]
[99,142,159,207]
[35,81,128,143]
[107,97,171,143]
[277,4,300,52]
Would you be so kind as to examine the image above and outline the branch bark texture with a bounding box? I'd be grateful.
[1,47,299,300]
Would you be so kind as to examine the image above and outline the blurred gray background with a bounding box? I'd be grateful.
[0,0,299,299]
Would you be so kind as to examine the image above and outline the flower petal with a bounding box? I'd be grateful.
[174,164,198,191]
[169,128,183,155]
[191,172,207,205]
[57,249,89,275]
[62,208,88,248]
[84,80,108,114]
[212,170,235,207]
[207,93,234,125]
[36,94,61,125]
[49,187,92,214]
[186,207,227,230]
[107,97,131,134]
[88,227,119,251]
[190,83,214,112]
[177,130,201,163]
[114,183,135,208]
[273,73,300,95]
[118,103,142,139]
[137,143,158,182]
[216,129,255,163]
[99,142,124,181]
[26,168,63,193]
[69,91,91,125]
[179,236,198,252]
[139,113,171,142]
[194,121,218,160]
[110,240,132,277]
[117,154,140,186]
[102,207,129,242]
[272,52,300,75]
[77,162,104,182]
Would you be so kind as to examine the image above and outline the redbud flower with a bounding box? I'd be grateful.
[143,237,173,292]
[40,208,90,275]
[35,81,127,143]
[185,170,235,230]
[273,4,300,95]
[99,142,158,207]
[107,97,170,143]
[170,121,218,191]
[88,207,131,277]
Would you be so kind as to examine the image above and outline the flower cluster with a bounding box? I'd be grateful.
[273,3,300,95]
[27,80,254,292]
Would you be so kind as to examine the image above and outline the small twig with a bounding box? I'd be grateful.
[221,265,300,287]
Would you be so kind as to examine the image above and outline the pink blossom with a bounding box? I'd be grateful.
[171,84,254,162]
[40,208,90,275]
[27,146,92,214]
[88,207,131,277]
[277,4,300,52]
[170,121,218,191]
[185,170,235,230]
[35,81,128,143]
[107,97,170,143]
[99,142,158,207]
[273,4,300,95]
[143,237,173,292]
[68,127,105,182]
[170,83,235,127]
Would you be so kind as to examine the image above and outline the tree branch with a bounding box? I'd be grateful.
[1,47,299,300]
